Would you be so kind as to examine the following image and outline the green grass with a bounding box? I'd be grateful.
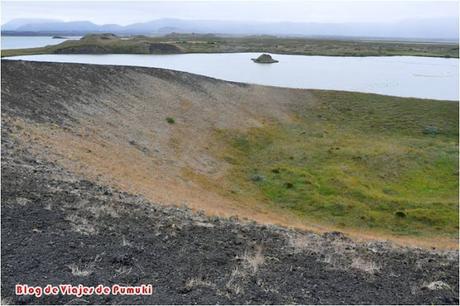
[216,91,459,238]
[2,34,458,58]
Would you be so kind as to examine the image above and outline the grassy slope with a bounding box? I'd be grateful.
[2,34,459,58]
[214,91,459,238]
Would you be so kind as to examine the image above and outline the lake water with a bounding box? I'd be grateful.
[1,36,80,49]
[5,53,459,101]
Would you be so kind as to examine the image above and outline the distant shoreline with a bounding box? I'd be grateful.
[3,31,459,44]
[2,33,458,58]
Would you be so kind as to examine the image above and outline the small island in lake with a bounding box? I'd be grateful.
[52,35,67,39]
[251,53,279,63]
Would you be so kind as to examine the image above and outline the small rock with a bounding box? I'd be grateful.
[251,53,279,64]
[423,126,439,135]
[112,252,133,265]
[250,174,265,182]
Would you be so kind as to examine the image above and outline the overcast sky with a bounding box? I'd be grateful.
[2,1,459,25]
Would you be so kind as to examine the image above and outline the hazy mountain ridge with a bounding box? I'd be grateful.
[2,17,459,40]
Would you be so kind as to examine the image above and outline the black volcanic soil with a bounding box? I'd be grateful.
[1,60,459,305]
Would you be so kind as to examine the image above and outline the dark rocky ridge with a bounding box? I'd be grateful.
[52,42,183,55]
[1,60,459,304]
[1,60,234,125]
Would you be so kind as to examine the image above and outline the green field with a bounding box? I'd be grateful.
[2,33,458,58]
[216,91,459,238]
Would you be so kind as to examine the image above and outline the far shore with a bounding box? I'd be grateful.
[2,33,458,58]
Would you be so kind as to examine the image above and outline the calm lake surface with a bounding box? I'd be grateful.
[6,53,459,101]
[1,36,80,49]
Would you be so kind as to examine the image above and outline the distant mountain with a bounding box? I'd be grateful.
[16,21,100,32]
[2,17,459,40]
[1,18,62,31]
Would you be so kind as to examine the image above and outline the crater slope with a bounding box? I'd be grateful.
[2,60,458,246]
[1,60,458,304]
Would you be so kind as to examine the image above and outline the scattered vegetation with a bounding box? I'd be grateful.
[65,214,98,235]
[215,90,459,238]
[185,277,215,290]
[351,257,380,274]
[166,117,176,124]
[240,246,265,274]
[67,255,101,277]
[423,281,452,291]
[67,263,94,277]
